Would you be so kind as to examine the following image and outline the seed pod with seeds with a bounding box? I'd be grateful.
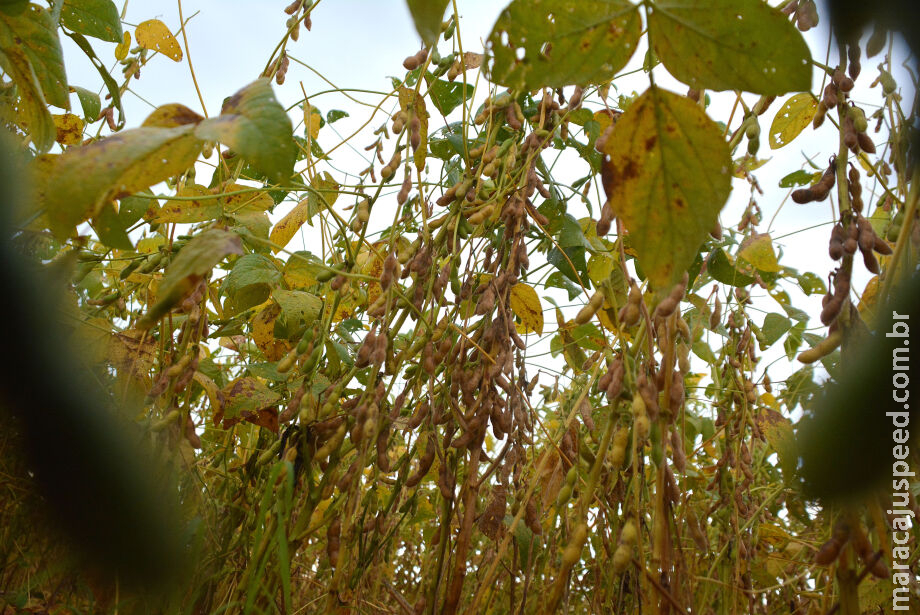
[848,45,861,79]
[828,223,845,260]
[822,83,838,108]
[856,131,876,154]
[833,68,855,92]
[812,101,828,128]
[866,24,887,57]
[798,329,842,363]
[397,172,412,205]
[575,291,605,325]
[409,114,421,150]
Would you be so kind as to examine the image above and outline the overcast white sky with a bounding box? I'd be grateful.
[56,0,917,390]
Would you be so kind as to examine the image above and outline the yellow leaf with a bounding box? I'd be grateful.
[136,235,165,254]
[510,282,543,335]
[307,111,321,139]
[768,93,817,149]
[283,256,319,290]
[52,113,85,145]
[135,19,182,62]
[251,303,290,361]
[270,197,310,252]
[154,184,221,223]
[219,184,274,212]
[738,233,781,273]
[115,30,131,60]
[359,244,385,307]
[142,103,204,128]
[858,275,880,324]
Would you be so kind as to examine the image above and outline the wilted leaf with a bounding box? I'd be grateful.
[62,0,123,43]
[196,79,295,184]
[648,0,811,95]
[135,18,182,62]
[510,282,544,335]
[601,86,732,288]
[769,93,817,149]
[36,125,201,238]
[406,0,450,46]
[486,0,641,90]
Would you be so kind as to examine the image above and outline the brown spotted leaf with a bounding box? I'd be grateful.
[135,18,182,61]
[648,0,812,95]
[510,282,544,335]
[52,113,85,145]
[218,376,280,432]
[34,124,201,238]
[485,0,641,90]
[601,86,732,288]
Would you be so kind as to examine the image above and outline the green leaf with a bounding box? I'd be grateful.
[602,86,732,288]
[0,42,55,152]
[222,254,282,316]
[140,229,243,328]
[117,193,150,227]
[691,340,716,363]
[427,78,472,116]
[707,249,756,287]
[272,289,322,340]
[326,109,348,123]
[154,185,222,224]
[71,85,101,123]
[35,125,202,238]
[0,3,69,109]
[794,271,826,296]
[647,0,812,95]
[761,313,792,348]
[558,214,592,251]
[546,271,581,301]
[486,0,641,90]
[90,201,132,250]
[196,79,295,184]
[548,245,587,285]
[61,0,122,43]
[406,0,450,46]
[779,169,818,188]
